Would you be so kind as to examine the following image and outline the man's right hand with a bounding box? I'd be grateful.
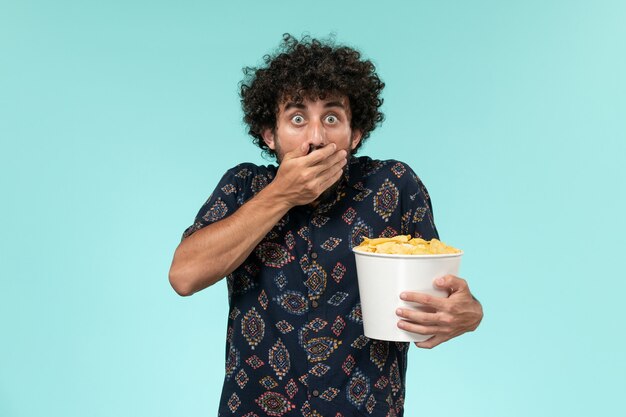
[169,143,346,295]
[169,143,347,296]
[269,143,348,207]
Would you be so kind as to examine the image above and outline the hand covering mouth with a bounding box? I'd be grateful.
[308,144,325,154]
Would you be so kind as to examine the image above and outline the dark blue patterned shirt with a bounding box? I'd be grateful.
[183,156,439,417]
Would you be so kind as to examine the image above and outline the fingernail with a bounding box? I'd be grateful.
[436,277,444,285]
[396,308,403,316]
[400,292,407,300]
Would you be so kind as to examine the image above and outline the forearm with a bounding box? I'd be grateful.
[169,184,292,296]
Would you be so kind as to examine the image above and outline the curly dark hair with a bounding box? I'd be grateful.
[240,34,385,159]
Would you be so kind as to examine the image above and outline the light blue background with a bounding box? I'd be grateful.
[1,1,624,416]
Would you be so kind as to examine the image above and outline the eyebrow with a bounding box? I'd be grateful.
[324,101,346,109]
[282,100,347,112]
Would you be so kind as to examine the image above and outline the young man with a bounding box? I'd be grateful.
[169,34,483,417]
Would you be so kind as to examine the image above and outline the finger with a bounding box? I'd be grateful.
[397,319,448,335]
[395,308,441,325]
[313,151,348,177]
[305,143,341,165]
[400,291,447,310]
[415,334,451,349]
[326,148,349,166]
[433,274,469,294]
[316,154,348,181]
[317,167,345,192]
[312,152,348,187]
[282,142,311,162]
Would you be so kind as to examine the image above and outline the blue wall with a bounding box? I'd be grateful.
[1,1,624,416]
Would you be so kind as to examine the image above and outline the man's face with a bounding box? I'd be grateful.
[262,96,362,163]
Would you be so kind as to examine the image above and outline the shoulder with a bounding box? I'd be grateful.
[351,156,425,186]
[222,162,277,179]
[218,162,278,197]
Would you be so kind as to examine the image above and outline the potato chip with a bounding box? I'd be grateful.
[355,235,461,255]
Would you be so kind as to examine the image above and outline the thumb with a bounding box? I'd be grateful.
[434,274,467,295]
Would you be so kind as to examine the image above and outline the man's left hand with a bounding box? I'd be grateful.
[395,274,483,349]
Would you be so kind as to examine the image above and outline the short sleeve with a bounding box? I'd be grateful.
[399,163,439,240]
[181,166,246,239]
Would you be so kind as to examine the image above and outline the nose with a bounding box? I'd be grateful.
[309,120,326,150]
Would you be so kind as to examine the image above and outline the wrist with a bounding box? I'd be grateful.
[256,181,294,213]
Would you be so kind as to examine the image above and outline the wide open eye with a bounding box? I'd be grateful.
[325,115,338,124]
[291,115,305,124]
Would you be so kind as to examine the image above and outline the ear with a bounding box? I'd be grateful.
[350,130,363,150]
[262,128,276,150]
